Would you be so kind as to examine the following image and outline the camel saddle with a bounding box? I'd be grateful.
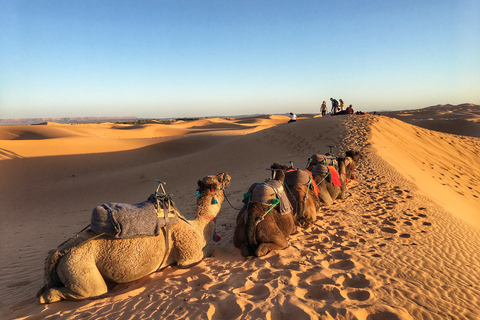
[285,169,311,186]
[90,195,179,239]
[309,154,338,167]
[245,179,292,214]
[312,164,342,187]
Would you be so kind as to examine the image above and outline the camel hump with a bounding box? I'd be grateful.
[285,169,311,186]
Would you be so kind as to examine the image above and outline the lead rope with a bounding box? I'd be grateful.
[255,198,280,226]
[316,171,330,186]
[224,190,242,210]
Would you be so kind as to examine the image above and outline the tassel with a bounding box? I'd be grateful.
[196,190,201,197]
[213,231,221,242]
[211,188,218,204]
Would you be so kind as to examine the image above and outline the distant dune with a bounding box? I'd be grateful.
[0,116,139,126]
[381,103,480,138]
[1,106,479,319]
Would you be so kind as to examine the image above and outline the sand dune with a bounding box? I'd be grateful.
[1,106,479,319]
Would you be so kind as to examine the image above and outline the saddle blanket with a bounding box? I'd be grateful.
[91,200,178,238]
[247,179,292,214]
[285,169,319,195]
[328,165,342,187]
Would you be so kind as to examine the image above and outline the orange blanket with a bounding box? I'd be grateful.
[328,166,342,187]
[306,170,320,195]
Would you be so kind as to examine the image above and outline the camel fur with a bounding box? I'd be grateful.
[233,163,295,257]
[37,172,231,304]
[284,169,321,226]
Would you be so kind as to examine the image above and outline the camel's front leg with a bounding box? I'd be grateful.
[255,229,289,257]
[172,229,205,268]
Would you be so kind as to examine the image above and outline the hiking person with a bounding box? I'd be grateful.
[321,101,327,116]
[330,98,339,114]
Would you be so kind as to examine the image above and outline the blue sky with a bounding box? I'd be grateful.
[1,0,479,119]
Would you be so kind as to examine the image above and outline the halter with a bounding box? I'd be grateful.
[195,185,222,242]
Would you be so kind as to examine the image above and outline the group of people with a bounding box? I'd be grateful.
[321,98,354,116]
[287,98,355,123]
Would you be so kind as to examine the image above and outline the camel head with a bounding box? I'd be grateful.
[345,150,364,163]
[197,172,231,204]
[269,163,289,181]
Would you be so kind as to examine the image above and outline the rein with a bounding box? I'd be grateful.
[223,191,242,210]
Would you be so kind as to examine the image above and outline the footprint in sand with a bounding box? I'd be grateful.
[304,285,344,301]
[380,227,397,234]
[337,273,370,288]
[329,259,355,270]
[345,290,371,301]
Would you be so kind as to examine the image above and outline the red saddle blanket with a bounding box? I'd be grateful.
[328,166,342,187]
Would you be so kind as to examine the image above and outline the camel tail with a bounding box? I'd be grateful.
[37,229,99,297]
[37,249,66,297]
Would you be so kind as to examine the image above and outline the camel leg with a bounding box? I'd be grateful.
[39,257,108,303]
[255,232,288,257]
[173,239,204,268]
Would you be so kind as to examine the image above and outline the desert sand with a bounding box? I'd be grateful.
[1,105,480,319]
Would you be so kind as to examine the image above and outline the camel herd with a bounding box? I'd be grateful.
[37,150,362,304]
[233,150,362,257]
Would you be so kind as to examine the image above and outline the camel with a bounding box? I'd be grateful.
[37,172,231,304]
[233,163,295,257]
[306,150,363,205]
[284,168,322,226]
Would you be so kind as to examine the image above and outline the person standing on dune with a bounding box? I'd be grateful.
[321,101,327,116]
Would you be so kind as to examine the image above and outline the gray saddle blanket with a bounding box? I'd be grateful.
[312,164,331,183]
[91,200,179,238]
[246,179,292,214]
[285,169,311,187]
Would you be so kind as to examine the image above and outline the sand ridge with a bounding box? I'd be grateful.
[1,107,480,319]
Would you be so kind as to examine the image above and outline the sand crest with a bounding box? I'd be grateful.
[1,107,479,319]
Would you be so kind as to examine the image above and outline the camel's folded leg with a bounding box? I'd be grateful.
[39,258,108,304]
[39,286,107,304]
[255,235,288,257]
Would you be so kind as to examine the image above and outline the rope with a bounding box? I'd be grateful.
[316,171,330,186]
[223,191,242,210]
[255,199,280,227]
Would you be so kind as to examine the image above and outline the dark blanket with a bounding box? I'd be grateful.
[91,200,178,238]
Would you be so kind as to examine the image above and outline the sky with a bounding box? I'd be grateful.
[1,0,479,119]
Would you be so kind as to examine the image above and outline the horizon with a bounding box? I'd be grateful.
[0,102,478,125]
[1,1,479,119]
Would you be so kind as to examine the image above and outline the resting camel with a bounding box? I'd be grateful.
[284,168,321,226]
[37,172,231,304]
[307,150,363,205]
[233,163,295,257]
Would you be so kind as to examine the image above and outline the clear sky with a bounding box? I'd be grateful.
[1,0,479,119]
